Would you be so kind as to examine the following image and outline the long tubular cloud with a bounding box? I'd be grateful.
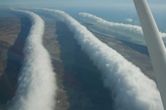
[9,10,57,110]
[79,12,166,46]
[44,9,163,110]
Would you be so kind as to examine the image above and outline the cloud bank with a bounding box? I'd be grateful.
[79,12,166,46]
[8,10,57,110]
[45,9,163,110]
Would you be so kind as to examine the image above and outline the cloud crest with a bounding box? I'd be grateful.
[79,12,166,46]
[8,10,57,110]
[45,9,163,110]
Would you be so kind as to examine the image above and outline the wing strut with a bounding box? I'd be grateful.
[133,0,166,109]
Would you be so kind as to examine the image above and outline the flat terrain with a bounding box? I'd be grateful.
[0,11,21,107]
[0,11,32,108]
[0,10,156,110]
[40,13,113,110]
[0,12,20,76]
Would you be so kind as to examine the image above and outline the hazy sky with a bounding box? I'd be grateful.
[0,0,166,8]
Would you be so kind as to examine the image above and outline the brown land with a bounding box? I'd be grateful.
[0,10,156,110]
[41,14,69,110]
[0,11,21,109]
[0,13,20,76]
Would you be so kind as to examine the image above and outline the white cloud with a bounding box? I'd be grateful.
[9,10,57,110]
[44,9,164,110]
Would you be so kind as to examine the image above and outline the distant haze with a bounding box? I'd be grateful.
[0,0,166,9]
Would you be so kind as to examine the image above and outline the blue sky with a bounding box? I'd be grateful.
[0,0,166,8]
